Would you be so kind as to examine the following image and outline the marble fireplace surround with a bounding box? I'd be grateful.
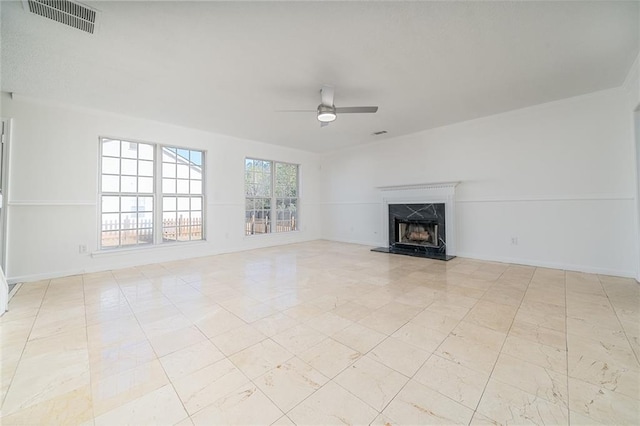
[374,182,458,260]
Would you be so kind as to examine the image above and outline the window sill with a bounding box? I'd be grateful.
[91,240,208,258]
[244,230,300,239]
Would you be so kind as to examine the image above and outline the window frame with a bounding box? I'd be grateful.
[244,157,299,236]
[98,136,206,251]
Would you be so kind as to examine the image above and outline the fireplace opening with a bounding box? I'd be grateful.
[395,219,439,248]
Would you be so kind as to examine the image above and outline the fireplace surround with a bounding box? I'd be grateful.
[372,182,458,261]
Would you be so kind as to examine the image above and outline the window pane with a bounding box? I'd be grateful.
[163,147,177,161]
[121,159,137,175]
[191,197,202,211]
[102,175,119,192]
[121,228,137,246]
[102,196,119,213]
[102,157,120,174]
[163,227,177,242]
[163,163,176,178]
[190,180,202,195]
[122,142,138,159]
[190,151,202,166]
[276,163,298,198]
[138,177,153,193]
[121,196,137,212]
[176,179,189,194]
[102,139,120,157]
[163,178,176,194]
[176,149,190,161]
[163,197,176,211]
[138,228,153,244]
[121,212,137,229]
[177,227,190,241]
[177,197,189,211]
[101,213,119,231]
[138,143,154,160]
[139,160,153,177]
[121,176,137,192]
[101,231,119,247]
[138,196,153,212]
[177,164,189,179]
[138,212,153,229]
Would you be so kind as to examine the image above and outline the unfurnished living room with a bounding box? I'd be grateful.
[1,0,639,425]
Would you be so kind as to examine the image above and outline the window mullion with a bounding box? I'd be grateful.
[154,144,162,245]
[271,161,276,233]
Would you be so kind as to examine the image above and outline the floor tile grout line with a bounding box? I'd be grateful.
[467,266,535,424]
[0,278,51,412]
[596,274,640,367]
[82,272,97,425]
[5,247,639,425]
[362,267,512,423]
[101,268,192,423]
[263,298,430,422]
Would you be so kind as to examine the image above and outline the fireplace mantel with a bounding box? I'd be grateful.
[376,181,459,257]
[376,182,459,192]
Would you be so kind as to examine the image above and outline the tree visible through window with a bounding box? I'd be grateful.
[245,158,298,235]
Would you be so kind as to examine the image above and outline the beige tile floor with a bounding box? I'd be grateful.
[1,240,639,425]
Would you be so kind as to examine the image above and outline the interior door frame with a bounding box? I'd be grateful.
[0,118,10,313]
[0,118,10,272]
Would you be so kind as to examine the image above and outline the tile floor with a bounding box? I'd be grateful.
[1,241,639,425]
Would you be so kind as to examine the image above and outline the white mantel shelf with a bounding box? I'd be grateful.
[376,182,460,192]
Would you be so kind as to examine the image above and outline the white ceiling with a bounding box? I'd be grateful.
[1,1,638,153]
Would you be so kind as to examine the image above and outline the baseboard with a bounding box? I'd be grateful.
[9,241,636,283]
[8,236,322,285]
[322,236,381,248]
[456,251,637,279]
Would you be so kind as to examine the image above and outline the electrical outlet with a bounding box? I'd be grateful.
[79,244,87,254]
[511,237,518,246]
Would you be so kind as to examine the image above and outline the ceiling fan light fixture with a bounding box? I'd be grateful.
[317,105,337,122]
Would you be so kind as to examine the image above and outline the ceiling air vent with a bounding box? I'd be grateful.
[25,0,97,34]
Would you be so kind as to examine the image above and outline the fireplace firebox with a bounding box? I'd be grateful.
[395,219,439,248]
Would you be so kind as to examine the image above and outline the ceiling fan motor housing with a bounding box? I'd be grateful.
[317,104,337,122]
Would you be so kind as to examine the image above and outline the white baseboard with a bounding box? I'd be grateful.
[8,236,322,285]
[456,251,637,279]
[321,236,381,248]
[9,240,636,283]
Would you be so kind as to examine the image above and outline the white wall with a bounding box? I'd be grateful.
[626,54,640,280]
[321,88,638,277]
[0,93,322,282]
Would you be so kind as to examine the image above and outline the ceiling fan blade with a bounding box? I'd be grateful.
[335,106,378,114]
[275,109,316,113]
[320,85,335,107]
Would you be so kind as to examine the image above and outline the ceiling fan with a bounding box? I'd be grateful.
[279,85,378,127]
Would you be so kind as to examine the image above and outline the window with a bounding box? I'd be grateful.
[99,138,204,249]
[245,158,298,235]
[161,148,203,242]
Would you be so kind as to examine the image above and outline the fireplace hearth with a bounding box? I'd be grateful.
[372,202,455,261]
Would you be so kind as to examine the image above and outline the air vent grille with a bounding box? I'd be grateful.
[26,0,97,34]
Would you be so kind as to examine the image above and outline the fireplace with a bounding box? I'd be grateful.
[373,201,455,260]
[396,220,439,248]
[371,182,458,261]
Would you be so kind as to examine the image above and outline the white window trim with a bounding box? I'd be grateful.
[244,157,299,237]
[98,136,206,251]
